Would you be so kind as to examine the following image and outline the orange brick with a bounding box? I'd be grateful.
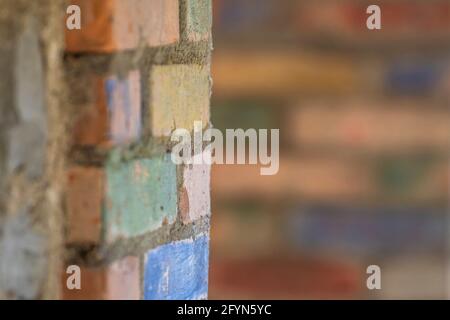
[62,256,140,300]
[66,166,104,244]
[65,0,180,53]
[72,70,141,147]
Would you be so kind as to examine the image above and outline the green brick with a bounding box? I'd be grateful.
[182,0,212,41]
[149,64,210,137]
[104,155,177,241]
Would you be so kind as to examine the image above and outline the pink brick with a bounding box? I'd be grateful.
[180,151,211,224]
[62,256,140,300]
[107,256,141,300]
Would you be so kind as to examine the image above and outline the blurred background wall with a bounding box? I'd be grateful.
[208,0,450,299]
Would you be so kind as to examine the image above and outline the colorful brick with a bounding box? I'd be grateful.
[104,155,177,242]
[62,256,140,300]
[149,65,210,137]
[106,71,142,144]
[180,151,211,224]
[65,0,180,53]
[144,235,209,300]
[182,0,212,41]
[73,70,141,147]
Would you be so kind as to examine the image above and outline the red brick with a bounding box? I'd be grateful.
[66,166,104,244]
[62,256,140,300]
[209,257,363,299]
[65,0,180,53]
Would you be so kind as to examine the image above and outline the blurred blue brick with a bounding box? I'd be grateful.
[286,206,446,257]
[385,62,442,95]
[144,235,209,300]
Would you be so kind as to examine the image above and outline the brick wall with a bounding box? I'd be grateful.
[210,0,449,299]
[0,0,213,300]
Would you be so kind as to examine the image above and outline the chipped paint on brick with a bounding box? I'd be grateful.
[105,70,141,144]
[149,64,210,137]
[144,234,209,300]
[104,155,177,241]
[183,0,212,41]
[181,150,211,223]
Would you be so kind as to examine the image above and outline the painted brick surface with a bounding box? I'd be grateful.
[149,65,210,136]
[144,235,209,300]
[66,0,180,53]
[107,256,141,300]
[106,71,142,144]
[0,0,212,301]
[66,167,104,244]
[73,70,141,147]
[183,0,212,41]
[63,256,140,300]
[180,151,211,224]
[104,155,177,241]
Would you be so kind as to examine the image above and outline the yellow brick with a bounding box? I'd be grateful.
[149,65,210,137]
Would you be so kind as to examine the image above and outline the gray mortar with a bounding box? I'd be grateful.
[65,216,210,267]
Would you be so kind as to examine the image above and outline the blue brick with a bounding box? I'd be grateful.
[286,206,446,257]
[385,62,442,95]
[144,235,209,300]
